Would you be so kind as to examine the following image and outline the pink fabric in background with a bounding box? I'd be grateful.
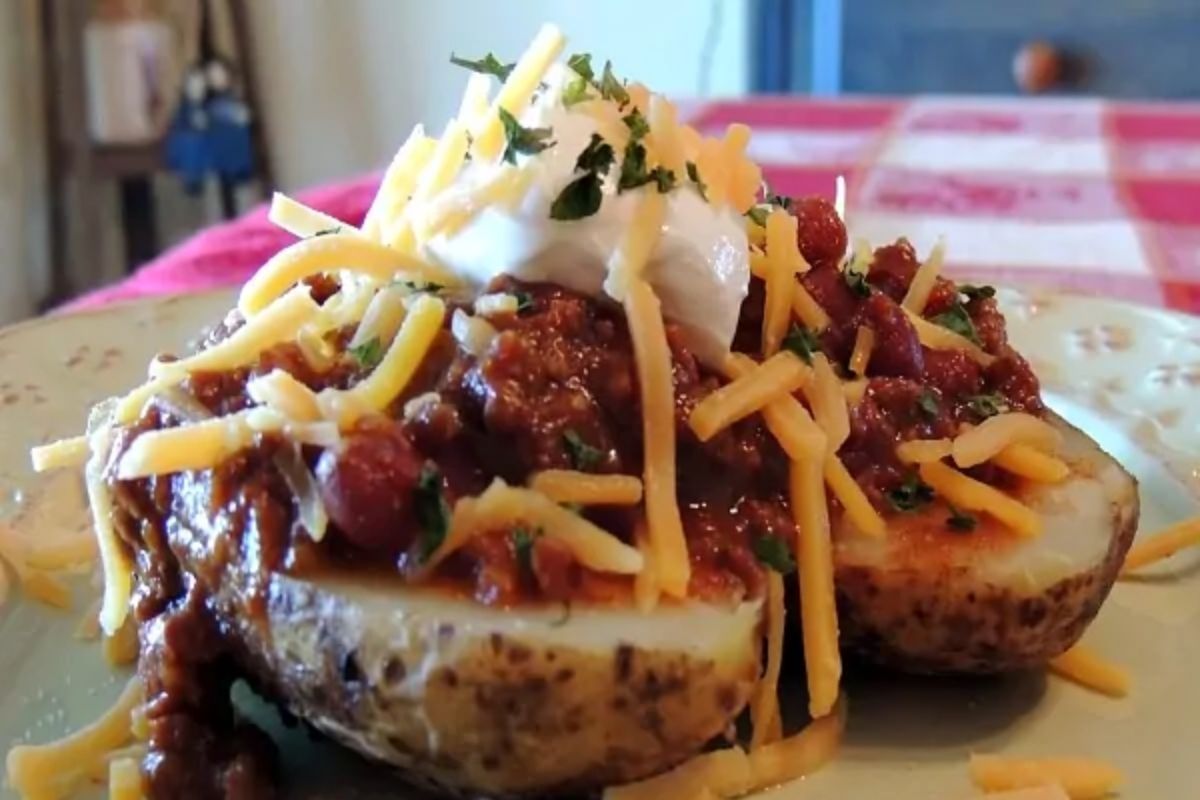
[69,96,1200,315]
[66,178,381,310]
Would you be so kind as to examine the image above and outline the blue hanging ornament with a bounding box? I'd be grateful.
[165,55,255,193]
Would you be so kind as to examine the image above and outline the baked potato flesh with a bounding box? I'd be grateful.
[833,412,1138,673]
[219,570,761,797]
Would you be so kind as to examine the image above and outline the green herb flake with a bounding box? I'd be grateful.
[617,142,650,192]
[397,279,445,294]
[844,268,872,298]
[549,172,604,221]
[752,534,796,575]
[566,52,595,82]
[886,475,934,512]
[310,226,343,238]
[512,526,542,577]
[562,429,603,471]
[946,506,978,532]
[686,161,708,200]
[622,109,650,140]
[782,324,822,364]
[561,76,594,107]
[930,302,981,345]
[959,284,996,302]
[414,464,451,562]
[574,134,615,174]
[965,392,1011,420]
[449,51,514,80]
[513,290,535,315]
[597,60,629,105]
[348,337,384,369]
[650,167,676,193]
[497,107,554,165]
[917,388,940,419]
[746,205,770,227]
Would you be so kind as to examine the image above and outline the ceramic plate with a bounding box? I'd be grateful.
[0,289,1196,799]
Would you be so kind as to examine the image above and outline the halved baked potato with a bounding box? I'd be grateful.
[210,569,761,797]
[833,412,1138,673]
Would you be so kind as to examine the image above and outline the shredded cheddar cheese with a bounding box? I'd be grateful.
[824,456,885,537]
[791,282,830,331]
[848,325,875,376]
[470,23,566,161]
[750,571,786,750]
[422,480,644,577]
[803,354,850,456]
[723,354,827,463]
[994,443,1070,483]
[762,208,803,356]
[790,458,842,717]
[247,369,322,423]
[1047,643,1130,698]
[841,378,868,406]
[747,700,845,789]
[1120,516,1200,574]
[30,435,90,473]
[625,279,690,598]
[632,518,659,613]
[896,438,953,464]
[902,307,996,367]
[920,461,1042,537]
[108,756,144,800]
[969,754,1123,799]
[604,191,666,301]
[361,125,437,240]
[900,240,944,314]
[529,470,643,505]
[268,192,358,240]
[6,677,140,799]
[603,747,755,800]
[689,351,811,442]
[952,413,1062,468]
[237,234,449,317]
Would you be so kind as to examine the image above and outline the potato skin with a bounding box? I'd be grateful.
[215,574,760,798]
[832,414,1139,674]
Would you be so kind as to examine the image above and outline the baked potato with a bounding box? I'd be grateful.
[833,412,1138,673]
[200,560,761,797]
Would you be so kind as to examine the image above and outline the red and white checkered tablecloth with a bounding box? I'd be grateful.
[73,96,1200,315]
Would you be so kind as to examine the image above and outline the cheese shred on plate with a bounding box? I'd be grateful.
[969,754,1123,799]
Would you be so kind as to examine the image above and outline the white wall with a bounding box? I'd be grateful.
[247,0,749,190]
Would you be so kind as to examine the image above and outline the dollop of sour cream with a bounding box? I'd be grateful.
[423,65,750,366]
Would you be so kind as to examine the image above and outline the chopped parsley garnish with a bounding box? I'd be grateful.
[930,301,981,345]
[597,60,629,105]
[917,388,941,419]
[497,107,554,165]
[651,168,676,192]
[964,392,1011,420]
[574,134,615,174]
[622,109,650,140]
[752,534,796,575]
[449,51,514,80]
[686,161,707,200]
[782,323,822,364]
[397,279,445,294]
[886,475,934,512]
[550,173,604,220]
[946,507,978,532]
[414,464,451,562]
[566,52,595,82]
[745,206,770,227]
[512,526,542,577]
[562,429,603,471]
[959,284,996,302]
[561,77,594,107]
[512,291,535,316]
[348,337,384,369]
[617,141,650,191]
[844,268,872,298]
[549,135,614,221]
[310,226,343,237]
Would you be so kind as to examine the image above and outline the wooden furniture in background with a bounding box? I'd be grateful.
[38,0,273,310]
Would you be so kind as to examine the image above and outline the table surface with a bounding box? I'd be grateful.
[71,95,1200,316]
